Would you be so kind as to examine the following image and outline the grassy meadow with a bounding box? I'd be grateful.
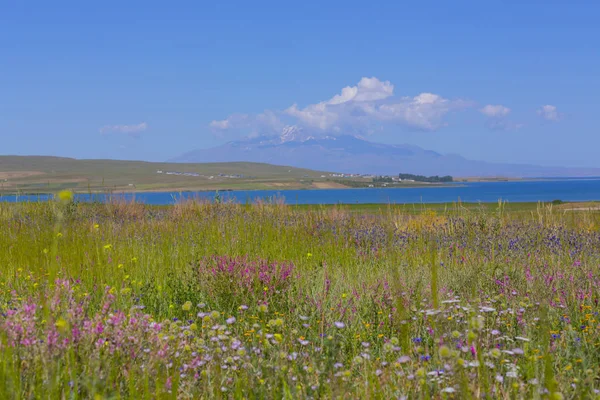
[1,196,600,398]
[0,156,334,193]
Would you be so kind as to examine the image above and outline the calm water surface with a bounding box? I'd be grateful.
[4,179,600,205]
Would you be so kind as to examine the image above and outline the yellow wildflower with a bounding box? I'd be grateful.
[57,190,73,202]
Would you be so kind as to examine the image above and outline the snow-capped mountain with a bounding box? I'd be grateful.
[170,128,600,177]
[279,126,314,143]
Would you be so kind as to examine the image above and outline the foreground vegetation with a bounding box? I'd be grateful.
[1,197,600,398]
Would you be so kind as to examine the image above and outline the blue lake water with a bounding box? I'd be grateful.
[4,179,600,205]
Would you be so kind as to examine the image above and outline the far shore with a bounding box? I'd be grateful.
[0,181,460,197]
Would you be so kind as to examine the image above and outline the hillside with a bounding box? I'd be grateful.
[0,156,336,193]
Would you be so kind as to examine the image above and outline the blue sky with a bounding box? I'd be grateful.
[1,0,599,167]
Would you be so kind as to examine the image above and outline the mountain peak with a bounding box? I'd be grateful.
[279,125,315,143]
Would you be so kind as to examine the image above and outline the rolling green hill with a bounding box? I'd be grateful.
[0,156,340,193]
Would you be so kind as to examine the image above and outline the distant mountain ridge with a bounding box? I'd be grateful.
[171,128,600,178]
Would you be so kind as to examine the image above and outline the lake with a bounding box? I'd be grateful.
[4,179,600,205]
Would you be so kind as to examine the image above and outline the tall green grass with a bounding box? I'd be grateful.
[0,199,599,398]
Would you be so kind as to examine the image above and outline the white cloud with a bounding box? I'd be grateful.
[283,77,395,130]
[208,77,475,137]
[209,119,231,130]
[99,122,148,135]
[210,114,248,130]
[538,105,561,121]
[374,93,467,130]
[480,104,511,117]
[283,78,467,131]
[327,77,394,105]
[209,110,283,137]
[285,103,340,130]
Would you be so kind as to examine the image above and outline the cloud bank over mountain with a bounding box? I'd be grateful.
[209,77,474,138]
[208,77,565,140]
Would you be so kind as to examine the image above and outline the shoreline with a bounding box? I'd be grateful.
[0,182,459,197]
[4,177,600,198]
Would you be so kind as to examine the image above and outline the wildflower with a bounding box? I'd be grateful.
[57,190,73,202]
[470,316,485,330]
[93,224,99,229]
[56,232,63,238]
[438,345,451,358]
[226,317,236,324]
[182,301,192,311]
[467,331,477,342]
[258,304,268,313]
[238,305,248,311]
[306,253,312,258]
[397,355,411,363]
[103,244,112,250]
[55,318,68,333]
[269,318,283,327]
[506,369,518,378]
[334,321,345,329]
